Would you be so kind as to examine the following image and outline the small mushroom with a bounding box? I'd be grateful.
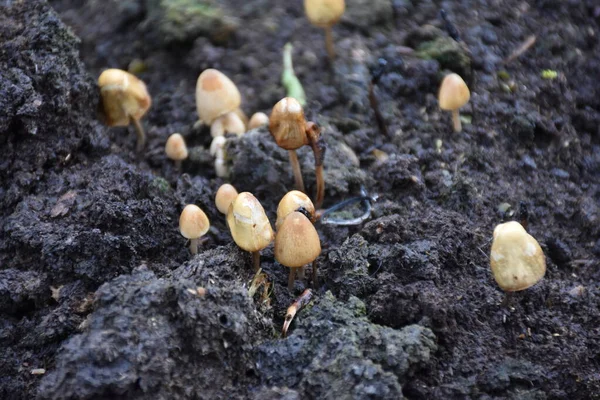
[276,190,315,229]
[98,69,151,152]
[490,221,546,292]
[275,211,321,290]
[215,183,239,215]
[227,192,274,272]
[211,110,247,138]
[165,133,188,169]
[248,112,269,130]
[438,73,470,133]
[196,69,245,136]
[304,0,345,61]
[179,204,210,256]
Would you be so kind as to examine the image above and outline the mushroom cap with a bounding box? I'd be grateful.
[304,0,345,28]
[276,190,315,229]
[490,221,546,292]
[275,211,321,267]
[269,97,308,150]
[211,111,246,137]
[438,73,470,111]
[215,184,239,215]
[98,69,151,126]
[196,69,241,125]
[179,204,210,239]
[226,192,274,252]
[248,112,269,130]
[165,133,188,161]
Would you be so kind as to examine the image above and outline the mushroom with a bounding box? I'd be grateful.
[438,73,470,132]
[269,97,327,209]
[275,211,321,290]
[165,133,188,169]
[209,136,228,178]
[490,221,546,292]
[210,110,247,138]
[215,183,238,215]
[304,0,345,61]
[276,190,315,229]
[179,204,210,256]
[248,112,269,130]
[98,69,152,152]
[227,192,274,272]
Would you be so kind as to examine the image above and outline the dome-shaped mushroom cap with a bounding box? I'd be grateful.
[215,184,238,215]
[438,73,470,111]
[165,133,188,161]
[269,97,308,150]
[275,211,321,267]
[304,0,345,28]
[490,221,546,292]
[196,69,241,124]
[276,190,315,229]
[248,112,269,130]
[179,204,210,239]
[226,192,274,252]
[98,69,151,126]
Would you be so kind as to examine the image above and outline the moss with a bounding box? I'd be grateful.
[416,37,471,79]
[149,177,171,195]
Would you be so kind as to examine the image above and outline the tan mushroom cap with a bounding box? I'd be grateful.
[438,73,470,111]
[215,184,239,215]
[165,133,188,161]
[276,190,315,229]
[226,192,274,252]
[269,97,308,150]
[490,221,546,292]
[179,204,210,239]
[248,112,269,130]
[98,69,151,126]
[275,211,321,267]
[304,0,346,28]
[196,69,241,124]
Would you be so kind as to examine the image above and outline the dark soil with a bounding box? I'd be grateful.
[1,0,600,398]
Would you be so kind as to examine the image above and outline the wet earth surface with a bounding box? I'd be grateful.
[1,0,600,398]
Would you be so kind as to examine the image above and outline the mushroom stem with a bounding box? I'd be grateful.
[174,160,182,170]
[288,150,305,192]
[297,266,305,280]
[315,165,325,210]
[131,117,146,152]
[288,267,297,291]
[312,259,319,288]
[189,238,199,255]
[252,251,261,273]
[324,25,335,61]
[451,109,461,132]
[306,122,326,209]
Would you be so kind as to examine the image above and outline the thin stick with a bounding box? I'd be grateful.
[324,26,335,61]
[312,259,318,288]
[131,117,146,152]
[189,238,198,255]
[504,35,536,65]
[252,251,261,273]
[452,109,462,132]
[288,150,305,192]
[288,267,297,291]
[368,82,390,138]
[315,165,324,209]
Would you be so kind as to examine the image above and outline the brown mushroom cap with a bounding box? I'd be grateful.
[304,0,346,28]
[196,69,241,125]
[226,192,274,252]
[215,184,239,215]
[275,211,321,267]
[98,69,151,126]
[248,112,270,130]
[179,204,210,239]
[490,221,546,292]
[438,73,470,111]
[269,97,308,150]
[165,133,188,161]
[276,190,315,229]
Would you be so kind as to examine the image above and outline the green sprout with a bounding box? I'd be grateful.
[281,43,306,106]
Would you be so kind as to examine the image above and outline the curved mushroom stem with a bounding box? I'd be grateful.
[288,267,298,291]
[312,260,319,289]
[306,122,326,209]
[131,117,146,152]
[252,251,261,273]
[189,238,199,255]
[288,150,305,193]
[324,25,335,62]
[451,109,462,132]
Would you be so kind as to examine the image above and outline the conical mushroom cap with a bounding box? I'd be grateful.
[196,69,241,124]
[276,190,315,229]
[98,69,151,126]
[269,97,308,150]
[165,133,188,161]
[304,0,345,28]
[215,184,238,215]
[179,204,210,239]
[438,73,470,111]
[226,192,274,252]
[275,211,321,267]
[490,221,546,292]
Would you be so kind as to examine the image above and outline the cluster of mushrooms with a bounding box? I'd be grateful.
[96,0,547,298]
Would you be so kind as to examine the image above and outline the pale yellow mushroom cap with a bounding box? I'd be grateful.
[275,211,321,267]
[438,73,470,111]
[165,133,188,161]
[215,184,239,215]
[276,190,315,229]
[179,204,210,239]
[304,0,345,28]
[211,111,246,137]
[490,221,546,292]
[248,112,269,130]
[98,69,151,126]
[269,97,308,150]
[226,192,274,252]
[196,69,241,124]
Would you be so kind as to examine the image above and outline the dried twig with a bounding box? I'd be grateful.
[503,35,536,64]
[281,289,313,337]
